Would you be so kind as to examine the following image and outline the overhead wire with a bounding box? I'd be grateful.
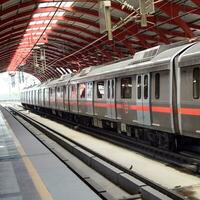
[16,0,200,80]
[46,1,200,70]
[17,0,64,72]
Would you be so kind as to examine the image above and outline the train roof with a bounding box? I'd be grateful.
[44,73,74,87]
[71,42,194,83]
[71,58,134,81]
[178,42,200,67]
[150,43,194,66]
[23,84,40,90]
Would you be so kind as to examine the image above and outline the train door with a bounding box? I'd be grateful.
[64,85,69,111]
[106,79,116,119]
[55,87,57,109]
[86,82,93,115]
[136,74,151,126]
[38,89,40,106]
[69,84,78,113]
[43,88,45,107]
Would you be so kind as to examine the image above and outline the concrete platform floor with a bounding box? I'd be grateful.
[0,110,102,200]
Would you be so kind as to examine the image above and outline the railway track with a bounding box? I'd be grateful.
[4,105,187,200]
[15,105,200,175]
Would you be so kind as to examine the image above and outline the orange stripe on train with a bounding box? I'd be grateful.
[55,101,200,116]
[178,108,200,116]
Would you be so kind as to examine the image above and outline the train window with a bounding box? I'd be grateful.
[55,87,57,96]
[34,90,36,103]
[137,76,141,99]
[38,89,41,100]
[79,83,86,98]
[193,68,200,99]
[43,89,45,103]
[97,81,104,98]
[60,87,62,97]
[107,81,110,98]
[112,79,115,99]
[87,82,93,100]
[60,87,63,98]
[71,85,77,98]
[155,73,160,99]
[144,75,148,99]
[63,86,66,99]
[57,87,63,98]
[65,86,68,97]
[121,77,132,99]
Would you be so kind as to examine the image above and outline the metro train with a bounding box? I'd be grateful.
[21,41,200,151]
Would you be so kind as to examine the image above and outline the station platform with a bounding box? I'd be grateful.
[0,110,102,200]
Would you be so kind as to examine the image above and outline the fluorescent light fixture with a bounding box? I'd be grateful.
[35,32,43,35]
[38,2,57,8]
[38,1,74,8]
[56,11,65,16]
[33,46,40,50]
[49,12,55,17]
[29,21,36,25]
[44,20,50,24]
[51,20,58,24]
[61,2,74,7]
[33,13,41,18]
[24,33,31,36]
[19,42,29,45]
[41,12,50,17]
[36,20,44,24]
[56,67,64,74]
[66,68,72,74]
[60,67,68,74]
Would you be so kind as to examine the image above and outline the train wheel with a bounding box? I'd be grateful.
[169,135,179,152]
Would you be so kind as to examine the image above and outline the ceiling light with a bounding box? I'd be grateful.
[38,1,74,8]
[51,20,58,24]
[29,21,36,25]
[41,12,50,17]
[33,13,41,18]
[61,2,74,7]
[56,11,65,16]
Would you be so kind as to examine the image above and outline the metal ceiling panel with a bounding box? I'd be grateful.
[0,0,199,81]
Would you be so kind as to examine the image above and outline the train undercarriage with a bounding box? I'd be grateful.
[23,103,190,152]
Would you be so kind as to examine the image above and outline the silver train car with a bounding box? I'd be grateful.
[21,42,200,150]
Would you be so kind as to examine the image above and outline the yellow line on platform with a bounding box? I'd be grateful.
[4,119,54,200]
[17,146,54,200]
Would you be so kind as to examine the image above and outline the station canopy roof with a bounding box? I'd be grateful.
[0,0,199,81]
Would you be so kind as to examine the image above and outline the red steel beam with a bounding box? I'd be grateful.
[155,1,195,38]
[191,0,200,6]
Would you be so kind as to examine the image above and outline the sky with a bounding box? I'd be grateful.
[0,71,40,101]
